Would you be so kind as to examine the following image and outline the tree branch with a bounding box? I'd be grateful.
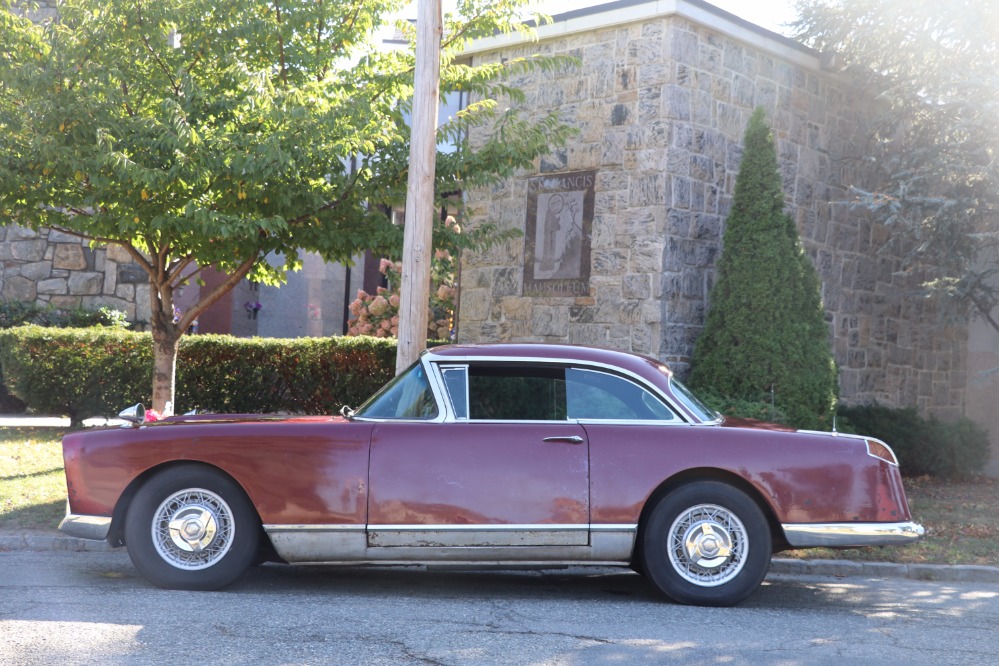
[275,1,287,87]
[135,2,183,97]
[176,254,259,331]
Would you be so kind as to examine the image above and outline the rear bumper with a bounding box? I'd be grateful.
[58,511,112,541]
[782,521,925,548]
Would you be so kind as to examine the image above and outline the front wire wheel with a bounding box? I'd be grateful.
[151,488,235,571]
[124,465,259,590]
[643,482,771,606]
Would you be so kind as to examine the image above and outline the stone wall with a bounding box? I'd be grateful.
[458,2,966,416]
[0,224,152,324]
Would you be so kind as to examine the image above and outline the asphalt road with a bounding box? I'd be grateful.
[2,549,998,665]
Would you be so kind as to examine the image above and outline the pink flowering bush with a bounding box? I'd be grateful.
[347,218,459,340]
[347,258,455,339]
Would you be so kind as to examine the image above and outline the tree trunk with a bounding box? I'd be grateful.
[149,289,182,416]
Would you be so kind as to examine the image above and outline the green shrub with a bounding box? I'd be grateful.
[697,391,789,425]
[689,108,837,430]
[837,403,990,478]
[0,327,400,423]
[0,300,130,330]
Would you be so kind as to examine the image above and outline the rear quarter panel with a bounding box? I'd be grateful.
[587,424,910,525]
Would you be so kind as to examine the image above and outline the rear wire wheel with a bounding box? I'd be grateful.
[124,465,259,590]
[642,481,771,606]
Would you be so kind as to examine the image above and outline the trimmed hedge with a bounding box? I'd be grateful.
[0,326,398,424]
[176,335,397,415]
[0,326,150,424]
[0,301,132,414]
[838,403,990,479]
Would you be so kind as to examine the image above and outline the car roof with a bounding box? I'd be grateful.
[424,343,674,381]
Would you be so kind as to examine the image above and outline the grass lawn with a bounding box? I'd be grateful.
[0,427,67,531]
[1,426,997,567]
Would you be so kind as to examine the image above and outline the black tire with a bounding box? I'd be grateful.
[642,481,771,606]
[124,465,260,590]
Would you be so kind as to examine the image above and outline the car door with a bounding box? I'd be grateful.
[366,362,589,547]
[564,366,686,525]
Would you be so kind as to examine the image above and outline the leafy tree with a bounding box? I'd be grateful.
[0,0,572,413]
[689,108,837,429]
[794,0,999,332]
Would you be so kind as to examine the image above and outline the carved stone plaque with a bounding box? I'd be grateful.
[523,170,595,297]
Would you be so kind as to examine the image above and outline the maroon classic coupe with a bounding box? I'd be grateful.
[59,343,923,606]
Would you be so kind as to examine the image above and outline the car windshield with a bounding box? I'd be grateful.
[353,360,439,419]
[669,377,721,423]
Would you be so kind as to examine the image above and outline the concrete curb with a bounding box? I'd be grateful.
[3,531,999,584]
[0,532,118,553]
[768,557,999,584]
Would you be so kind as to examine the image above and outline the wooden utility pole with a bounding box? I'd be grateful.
[396,0,443,374]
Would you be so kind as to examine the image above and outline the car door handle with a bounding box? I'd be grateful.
[542,435,584,444]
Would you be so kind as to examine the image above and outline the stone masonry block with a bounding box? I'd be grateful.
[53,244,87,270]
[68,272,103,295]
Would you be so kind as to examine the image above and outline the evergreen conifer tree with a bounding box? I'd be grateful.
[689,108,837,429]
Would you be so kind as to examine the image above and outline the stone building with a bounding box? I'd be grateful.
[4,0,998,469]
[456,0,973,421]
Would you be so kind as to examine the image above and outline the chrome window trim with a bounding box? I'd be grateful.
[421,352,699,425]
[575,418,694,428]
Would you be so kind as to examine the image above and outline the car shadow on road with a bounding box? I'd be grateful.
[235,563,667,602]
[227,562,839,609]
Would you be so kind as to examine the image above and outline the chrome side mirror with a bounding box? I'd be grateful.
[118,403,146,424]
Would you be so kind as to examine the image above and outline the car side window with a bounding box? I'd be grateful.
[354,361,438,419]
[467,365,567,421]
[566,368,678,421]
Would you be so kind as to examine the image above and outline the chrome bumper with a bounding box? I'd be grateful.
[782,521,925,548]
[58,512,112,541]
